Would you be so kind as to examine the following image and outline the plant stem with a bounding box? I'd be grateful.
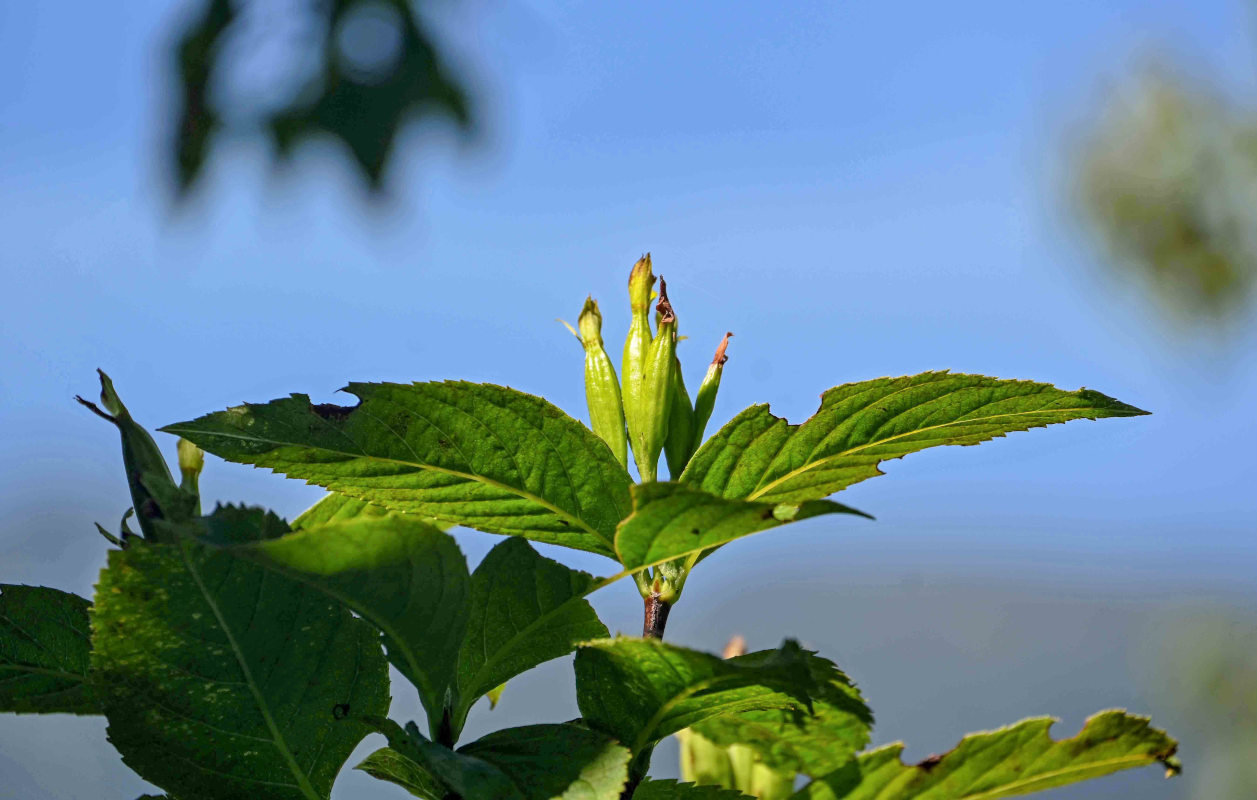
[642,593,671,639]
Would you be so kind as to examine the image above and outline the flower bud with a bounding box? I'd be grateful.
[635,277,677,481]
[577,297,628,468]
[177,438,206,515]
[663,355,695,478]
[691,332,732,454]
[76,370,181,543]
[622,255,656,475]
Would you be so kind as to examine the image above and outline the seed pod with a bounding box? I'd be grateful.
[664,355,695,477]
[636,277,677,481]
[622,254,656,475]
[577,297,628,468]
[76,370,182,543]
[691,332,732,454]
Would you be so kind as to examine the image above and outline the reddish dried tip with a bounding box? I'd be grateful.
[722,635,747,659]
[712,332,733,365]
[655,276,676,323]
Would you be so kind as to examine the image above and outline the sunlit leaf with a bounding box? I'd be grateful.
[684,372,1147,503]
[794,710,1179,799]
[164,381,632,556]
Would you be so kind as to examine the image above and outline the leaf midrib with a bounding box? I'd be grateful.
[166,426,612,548]
[179,541,322,800]
[747,405,1123,501]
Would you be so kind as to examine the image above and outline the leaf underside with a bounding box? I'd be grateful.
[694,653,873,777]
[614,482,869,571]
[291,492,450,531]
[373,721,630,800]
[454,537,608,735]
[0,585,97,715]
[794,710,1179,800]
[682,372,1148,503]
[164,381,632,557]
[91,510,390,800]
[575,638,818,754]
[229,515,469,730]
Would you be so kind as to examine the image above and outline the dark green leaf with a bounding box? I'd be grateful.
[633,779,753,799]
[375,721,630,800]
[0,585,97,715]
[614,482,868,571]
[163,381,632,556]
[91,510,390,800]
[221,515,467,736]
[694,653,873,777]
[575,638,817,754]
[794,710,1179,800]
[683,372,1148,503]
[454,538,608,735]
[356,746,444,799]
[291,493,451,531]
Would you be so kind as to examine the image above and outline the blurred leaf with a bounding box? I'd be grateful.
[682,372,1147,503]
[172,0,474,194]
[163,381,633,556]
[794,710,1179,799]
[0,585,97,715]
[91,507,390,800]
[575,638,817,754]
[1079,71,1257,323]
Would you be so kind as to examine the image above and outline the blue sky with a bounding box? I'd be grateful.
[2,2,1255,798]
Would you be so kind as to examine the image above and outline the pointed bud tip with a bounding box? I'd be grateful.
[578,296,603,344]
[722,634,747,659]
[628,254,656,310]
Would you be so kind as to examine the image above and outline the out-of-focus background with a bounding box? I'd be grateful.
[2,1,1255,798]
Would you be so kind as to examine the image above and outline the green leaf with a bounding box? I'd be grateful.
[291,493,451,531]
[794,710,1179,800]
[374,721,631,800]
[614,482,869,571]
[694,654,873,777]
[453,537,609,735]
[575,638,818,754]
[0,585,97,715]
[163,381,632,556]
[91,511,390,800]
[460,724,631,799]
[220,515,468,737]
[633,779,754,799]
[356,746,445,799]
[683,372,1148,503]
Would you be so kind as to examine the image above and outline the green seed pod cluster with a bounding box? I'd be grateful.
[691,331,731,453]
[577,296,628,467]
